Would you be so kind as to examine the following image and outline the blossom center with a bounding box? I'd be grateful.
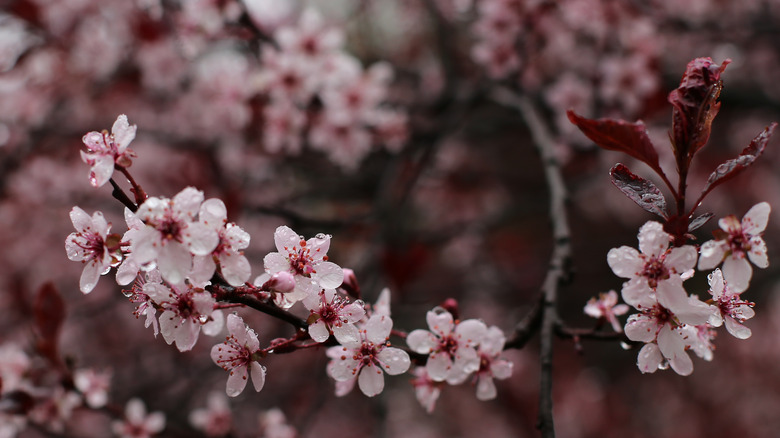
[642,257,669,288]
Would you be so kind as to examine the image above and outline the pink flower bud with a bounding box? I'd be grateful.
[265,271,295,293]
[339,268,361,299]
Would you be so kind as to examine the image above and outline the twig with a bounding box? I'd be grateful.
[494,87,571,438]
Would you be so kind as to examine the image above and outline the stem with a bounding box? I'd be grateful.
[117,166,148,206]
[108,178,138,212]
[211,285,308,330]
[495,88,572,438]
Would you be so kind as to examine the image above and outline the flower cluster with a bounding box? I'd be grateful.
[258,9,408,170]
[593,203,769,375]
[406,307,513,407]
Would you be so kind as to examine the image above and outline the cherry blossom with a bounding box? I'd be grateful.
[263,225,344,304]
[28,388,81,434]
[302,288,365,344]
[410,367,442,414]
[80,114,137,188]
[706,269,755,339]
[0,343,31,391]
[681,323,717,362]
[131,187,219,284]
[189,391,232,437]
[608,221,697,308]
[276,8,343,62]
[65,207,121,294]
[73,368,111,408]
[406,308,487,384]
[327,314,410,397]
[473,326,513,401]
[258,408,297,438]
[210,314,266,397]
[144,281,224,352]
[698,202,770,292]
[190,199,251,287]
[583,290,630,332]
[111,398,166,438]
[624,288,712,376]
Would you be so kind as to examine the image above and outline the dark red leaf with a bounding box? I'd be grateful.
[567,110,663,176]
[610,164,669,219]
[668,58,729,170]
[33,282,65,363]
[699,123,776,199]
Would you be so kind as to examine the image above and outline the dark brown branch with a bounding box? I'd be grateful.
[108,178,138,213]
[211,285,308,330]
[494,88,571,438]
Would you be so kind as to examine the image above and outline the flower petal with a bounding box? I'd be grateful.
[250,362,266,392]
[742,202,770,235]
[723,256,752,293]
[225,365,249,397]
[476,375,497,401]
[358,363,385,397]
[636,343,662,374]
[308,320,331,343]
[406,330,437,354]
[376,347,410,375]
[698,240,725,270]
[607,246,643,278]
[638,221,670,258]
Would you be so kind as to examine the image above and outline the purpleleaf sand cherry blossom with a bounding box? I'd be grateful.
[698,202,770,292]
[302,288,365,344]
[73,368,111,408]
[680,323,717,362]
[188,391,232,437]
[406,308,487,384]
[144,280,224,352]
[189,198,251,287]
[211,314,266,397]
[65,206,122,294]
[706,269,755,339]
[608,221,698,308]
[112,398,165,438]
[80,114,136,187]
[410,367,442,413]
[584,290,630,332]
[327,314,411,397]
[263,225,343,304]
[623,282,713,376]
[130,187,219,284]
[473,326,513,401]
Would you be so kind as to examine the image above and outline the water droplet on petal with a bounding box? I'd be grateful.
[658,361,669,370]
[620,342,631,350]
[198,315,209,324]
[121,289,134,298]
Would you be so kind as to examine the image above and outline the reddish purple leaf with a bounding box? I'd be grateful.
[699,123,776,199]
[610,164,669,219]
[668,58,729,169]
[33,282,65,364]
[567,111,663,176]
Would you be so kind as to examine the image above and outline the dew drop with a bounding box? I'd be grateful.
[620,342,631,350]
[122,289,134,298]
[658,361,669,370]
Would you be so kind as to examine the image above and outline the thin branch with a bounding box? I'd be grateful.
[108,178,138,213]
[494,87,572,438]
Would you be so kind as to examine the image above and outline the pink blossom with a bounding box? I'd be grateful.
[144,280,224,352]
[327,314,410,397]
[253,271,298,309]
[210,314,266,397]
[624,290,712,376]
[189,392,232,437]
[608,221,697,308]
[73,368,111,408]
[473,326,513,401]
[28,388,81,434]
[131,187,219,284]
[276,8,344,62]
[65,207,120,294]
[706,269,755,339]
[583,290,630,332]
[308,111,373,171]
[263,225,343,304]
[302,289,365,344]
[80,114,137,187]
[410,367,442,413]
[680,323,717,362]
[258,408,297,438]
[699,202,770,292]
[0,343,31,392]
[112,398,166,438]
[190,198,251,287]
[262,101,306,155]
[406,308,487,384]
